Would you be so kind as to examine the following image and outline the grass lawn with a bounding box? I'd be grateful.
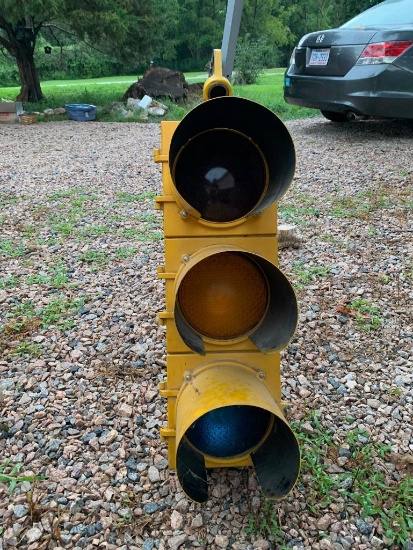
[0,69,316,122]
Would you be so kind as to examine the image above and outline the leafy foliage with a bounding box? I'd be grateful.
[0,0,384,94]
[233,34,276,85]
[0,458,45,494]
[292,411,413,547]
[0,0,179,99]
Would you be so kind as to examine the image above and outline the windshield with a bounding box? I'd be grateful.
[341,0,413,28]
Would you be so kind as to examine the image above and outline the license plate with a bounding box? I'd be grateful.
[309,48,330,66]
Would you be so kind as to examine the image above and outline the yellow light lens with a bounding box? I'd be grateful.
[177,252,268,340]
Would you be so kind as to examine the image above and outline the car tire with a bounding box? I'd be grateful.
[320,110,349,122]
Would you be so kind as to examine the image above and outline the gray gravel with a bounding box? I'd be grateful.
[0,117,412,550]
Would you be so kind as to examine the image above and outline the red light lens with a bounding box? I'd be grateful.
[360,41,413,59]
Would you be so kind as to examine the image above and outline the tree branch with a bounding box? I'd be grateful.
[42,23,77,38]
[80,39,109,56]
[0,14,15,41]
[0,35,14,54]
[42,22,110,55]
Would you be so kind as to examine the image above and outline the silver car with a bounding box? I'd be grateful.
[284,0,413,121]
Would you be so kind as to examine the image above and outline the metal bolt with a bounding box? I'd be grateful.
[182,255,190,263]
[184,373,192,381]
[181,210,188,219]
[258,371,265,379]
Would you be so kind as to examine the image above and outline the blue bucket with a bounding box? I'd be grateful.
[65,104,96,122]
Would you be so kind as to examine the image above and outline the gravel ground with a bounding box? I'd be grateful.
[0,117,412,550]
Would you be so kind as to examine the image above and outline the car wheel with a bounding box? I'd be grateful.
[320,110,349,122]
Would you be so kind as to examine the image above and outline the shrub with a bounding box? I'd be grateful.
[233,34,278,85]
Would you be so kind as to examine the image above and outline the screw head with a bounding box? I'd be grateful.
[181,210,188,218]
[182,255,190,263]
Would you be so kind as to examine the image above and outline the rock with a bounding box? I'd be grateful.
[151,99,168,110]
[46,438,61,453]
[13,504,29,518]
[100,429,118,445]
[174,498,189,514]
[168,534,188,550]
[253,540,270,549]
[82,432,97,443]
[170,510,184,530]
[148,465,160,482]
[53,107,66,115]
[301,421,315,434]
[317,513,333,530]
[19,394,32,405]
[70,498,85,514]
[25,526,43,543]
[43,108,54,116]
[126,98,142,110]
[143,503,159,514]
[70,462,84,479]
[355,518,373,535]
[190,513,203,528]
[147,107,166,116]
[215,535,229,548]
[370,535,384,548]
[117,403,133,417]
[3,527,18,546]
[109,102,128,116]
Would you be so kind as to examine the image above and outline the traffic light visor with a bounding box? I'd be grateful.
[174,249,298,355]
[175,363,300,503]
[169,96,295,224]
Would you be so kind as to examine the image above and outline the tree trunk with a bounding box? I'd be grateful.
[15,43,44,103]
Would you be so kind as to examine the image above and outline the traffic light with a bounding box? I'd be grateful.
[154,51,300,503]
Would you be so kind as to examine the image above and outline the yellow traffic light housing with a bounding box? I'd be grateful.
[154,52,300,503]
[203,49,232,100]
[168,94,295,224]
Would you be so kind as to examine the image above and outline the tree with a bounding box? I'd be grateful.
[175,0,227,67]
[0,0,178,102]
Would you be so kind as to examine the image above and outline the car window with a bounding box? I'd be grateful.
[341,0,413,28]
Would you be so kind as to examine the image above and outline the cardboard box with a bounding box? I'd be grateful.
[0,101,24,123]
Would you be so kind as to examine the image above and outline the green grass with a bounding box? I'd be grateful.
[7,341,43,358]
[0,239,27,258]
[292,262,331,288]
[291,411,413,547]
[234,70,316,120]
[0,69,317,121]
[23,260,71,289]
[115,191,157,202]
[7,295,86,331]
[0,276,18,289]
[246,500,286,546]
[0,459,45,494]
[349,298,382,331]
[115,246,137,259]
[78,250,108,264]
[279,193,319,223]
